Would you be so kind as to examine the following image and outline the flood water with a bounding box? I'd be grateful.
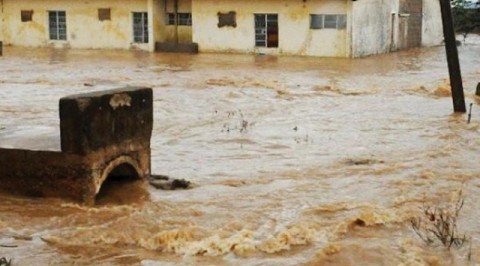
[0,37,479,265]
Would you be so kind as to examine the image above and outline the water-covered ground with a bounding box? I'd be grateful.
[0,36,479,265]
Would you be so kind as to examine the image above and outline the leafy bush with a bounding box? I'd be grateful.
[452,0,480,41]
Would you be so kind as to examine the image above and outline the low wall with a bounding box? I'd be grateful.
[0,87,153,204]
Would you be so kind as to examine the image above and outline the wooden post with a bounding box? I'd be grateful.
[0,41,3,56]
[439,0,466,112]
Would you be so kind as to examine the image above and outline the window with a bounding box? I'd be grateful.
[49,11,67,40]
[167,13,176,25]
[310,14,347,29]
[254,14,278,48]
[166,13,192,26]
[178,13,192,25]
[133,12,148,43]
[98,8,111,21]
[21,10,33,22]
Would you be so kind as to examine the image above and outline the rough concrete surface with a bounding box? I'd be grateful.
[0,87,153,205]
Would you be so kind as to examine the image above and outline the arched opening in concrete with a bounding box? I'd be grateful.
[95,159,147,205]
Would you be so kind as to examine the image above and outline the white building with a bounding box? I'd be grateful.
[0,0,444,57]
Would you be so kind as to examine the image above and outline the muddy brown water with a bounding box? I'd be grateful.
[0,37,480,265]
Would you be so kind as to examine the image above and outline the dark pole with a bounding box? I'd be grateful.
[439,0,466,112]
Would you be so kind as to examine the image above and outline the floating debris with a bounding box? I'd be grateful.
[344,158,385,166]
[0,257,11,266]
[0,244,17,248]
[149,174,191,190]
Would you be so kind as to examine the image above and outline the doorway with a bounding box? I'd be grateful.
[254,14,278,48]
[397,0,423,50]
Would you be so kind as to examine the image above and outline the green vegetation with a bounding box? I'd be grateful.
[452,0,480,41]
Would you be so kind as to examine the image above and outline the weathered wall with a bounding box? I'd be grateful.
[192,0,349,57]
[2,0,150,50]
[0,0,4,41]
[0,146,150,204]
[0,87,153,204]
[148,0,157,51]
[397,0,423,49]
[352,0,441,57]
[351,0,398,57]
[0,149,89,201]
[59,87,153,155]
[150,0,164,44]
[422,0,443,46]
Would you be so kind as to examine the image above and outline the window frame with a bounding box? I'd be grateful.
[310,14,347,30]
[48,10,67,41]
[254,13,278,48]
[166,13,192,26]
[132,12,149,43]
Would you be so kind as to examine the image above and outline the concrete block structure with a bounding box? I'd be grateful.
[0,87,153,205]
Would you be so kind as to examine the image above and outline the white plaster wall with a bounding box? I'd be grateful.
[0,0,4,41]
[150,0,165,43]
[192,0,349,57]
[3,0,150,50]
[422,0,443,46]
[148,0,156,51]
[351,0,398,57]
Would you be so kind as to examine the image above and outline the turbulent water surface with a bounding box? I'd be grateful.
[0,37,480,265]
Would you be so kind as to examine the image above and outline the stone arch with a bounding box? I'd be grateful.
[94,156,143,197]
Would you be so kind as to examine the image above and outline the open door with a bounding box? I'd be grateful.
[255,14,278,48]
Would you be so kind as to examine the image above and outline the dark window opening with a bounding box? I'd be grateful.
[166,13,192,26]
[98,8,111,21]
[167,13,175,25]
[133,12,148,43]
[217,11,236,28]
[254,14,278,48]
[49,11,67,40]
[21,10,33,22]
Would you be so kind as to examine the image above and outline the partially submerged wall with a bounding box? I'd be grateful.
[192,0,350,57]
[0,87,153,204]
[351,0,398,57]
[0,0,4,42]
[351,0,442,57]
[422,0,443,46]
[0,149,88,200]
[2,0,150,50]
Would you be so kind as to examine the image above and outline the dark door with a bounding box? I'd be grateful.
[254,14,278,48]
